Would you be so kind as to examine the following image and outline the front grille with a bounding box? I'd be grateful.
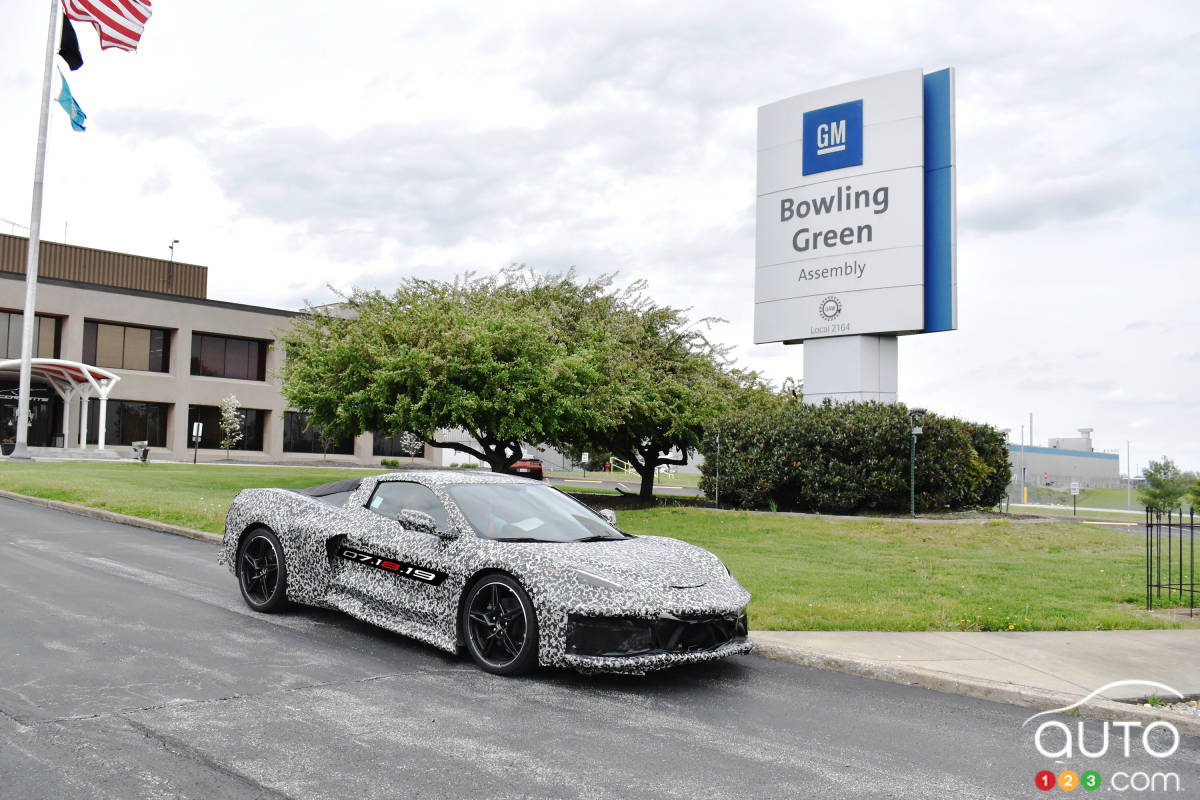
[567,612,748,657]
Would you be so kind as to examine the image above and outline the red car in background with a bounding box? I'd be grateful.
[507,458,544,480]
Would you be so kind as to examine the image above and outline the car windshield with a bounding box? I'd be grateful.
[446,483,626,543]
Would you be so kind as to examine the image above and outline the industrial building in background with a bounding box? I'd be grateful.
[1007,427,1122,494]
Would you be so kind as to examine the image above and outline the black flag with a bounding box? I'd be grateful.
[58,15,83,71]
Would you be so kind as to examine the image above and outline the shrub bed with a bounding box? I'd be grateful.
[698,399,1009,514]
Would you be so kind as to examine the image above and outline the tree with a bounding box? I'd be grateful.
[1138,456,1189,512]
[279,269,618,473]
[218,394,243,458]
[316,427,340,460]
[557,291,752,500]
[396,431,423,461]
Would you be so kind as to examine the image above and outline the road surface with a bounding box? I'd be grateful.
[1,498,1195,799]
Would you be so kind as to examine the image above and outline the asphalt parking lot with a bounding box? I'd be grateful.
[2,497,1197,799]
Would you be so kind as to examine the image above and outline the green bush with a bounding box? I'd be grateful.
[699,399,1010,514]
[380,458,400,467]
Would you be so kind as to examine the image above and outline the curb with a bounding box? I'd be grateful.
[0,489,223,544]
[750,637,1200,737]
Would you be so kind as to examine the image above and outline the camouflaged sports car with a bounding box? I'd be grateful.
[221,470,752,675]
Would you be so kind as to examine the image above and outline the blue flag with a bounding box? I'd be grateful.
[55,72,87,132]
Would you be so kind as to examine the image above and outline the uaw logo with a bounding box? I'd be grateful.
[818,296,842,321]
[802,99,863,176]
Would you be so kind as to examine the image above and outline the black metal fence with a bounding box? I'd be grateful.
[1146,508,1195,616]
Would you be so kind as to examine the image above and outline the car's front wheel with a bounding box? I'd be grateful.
[462,573,539,675]
[237,528,289,612]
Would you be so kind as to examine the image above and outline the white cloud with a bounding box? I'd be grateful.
[2,0,1199,471]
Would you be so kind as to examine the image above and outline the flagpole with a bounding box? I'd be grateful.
[10,0,61,460]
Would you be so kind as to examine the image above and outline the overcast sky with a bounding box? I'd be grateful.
[3,1,1198,474]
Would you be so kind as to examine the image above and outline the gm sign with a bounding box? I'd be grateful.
[802,100,863,175]
[755,68,956,347]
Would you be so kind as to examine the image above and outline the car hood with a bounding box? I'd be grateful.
[517,534,736,595]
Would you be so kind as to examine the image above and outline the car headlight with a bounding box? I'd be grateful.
[572,568,627,592]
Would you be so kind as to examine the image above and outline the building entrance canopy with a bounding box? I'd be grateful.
[0,358,119,450]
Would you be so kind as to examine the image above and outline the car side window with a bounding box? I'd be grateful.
[366,482,449,532]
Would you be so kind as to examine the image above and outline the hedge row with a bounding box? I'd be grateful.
[697,399,1010,514]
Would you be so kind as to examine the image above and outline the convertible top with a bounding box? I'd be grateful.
[296,477,363,507]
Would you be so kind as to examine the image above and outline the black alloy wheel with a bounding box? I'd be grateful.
[462,574,539,675]
[237,528,289,612]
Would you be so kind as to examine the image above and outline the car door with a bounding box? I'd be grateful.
[334,480,459,632]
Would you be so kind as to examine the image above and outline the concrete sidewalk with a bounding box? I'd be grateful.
[752,630,1200,735]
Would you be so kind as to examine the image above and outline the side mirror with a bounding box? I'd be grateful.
[397,509,452,538]
[599,508,617,526]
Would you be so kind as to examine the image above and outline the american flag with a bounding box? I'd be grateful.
[63,0,152,53]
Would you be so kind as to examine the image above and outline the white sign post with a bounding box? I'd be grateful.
[192,421,203,464]
[755,68,956,404]
[1070,481,1080,516]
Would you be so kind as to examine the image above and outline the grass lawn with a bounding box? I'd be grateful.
[0,461,1180,632]
[1026,486,1193,514]
[619,508,1180,632]
[1078,487,1139,510]
[545,469,702,488]
[0,461,385,534]
[1009,504,1143,523]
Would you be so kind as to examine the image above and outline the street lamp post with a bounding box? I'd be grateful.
[909,408,925,518]
[1127,440,1132,510]
[1000,428,1011,511]
[1020,424,1025,504]
[167,239,179,291]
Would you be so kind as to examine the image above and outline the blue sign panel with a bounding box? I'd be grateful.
[922,68,955,333]
[802,100,863,176]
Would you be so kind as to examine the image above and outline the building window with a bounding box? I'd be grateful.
[373,430,425,458]
[0,311,60,360]
[86,399,168,447]
[187,405,266,450]
[82,320,170,372]
[283,411,355,455]
[190,333,268,380]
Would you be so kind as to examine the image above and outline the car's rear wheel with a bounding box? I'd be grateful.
[237,528,289,612]
[462,574,539,675]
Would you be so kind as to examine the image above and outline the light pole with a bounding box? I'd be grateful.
[168,239,179,291]
[1127,440,1132,510]
[714,428,720,509]
[1020,424,1026,504]
[1000,428,1011,509]
[909,408,925,518]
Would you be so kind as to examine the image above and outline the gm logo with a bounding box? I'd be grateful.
[802,100,863,176]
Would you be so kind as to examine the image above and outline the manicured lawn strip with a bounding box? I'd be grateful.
[545,469,703,488]
[652,471,700,488]
[0,462,1175,632]
[1028,486,1192,514]
[0,461,385,534]
[618,508,1174,632]
[1010,504,1143,522]
[1077,487,1139,510]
